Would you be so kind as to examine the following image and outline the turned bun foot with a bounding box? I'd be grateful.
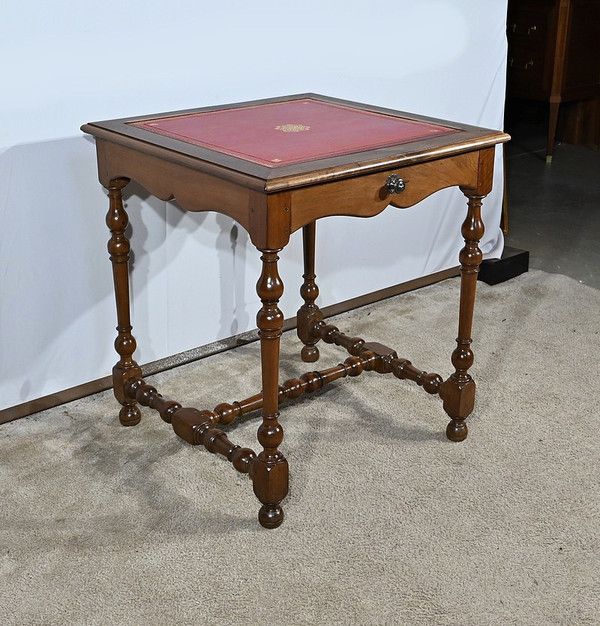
[446,420,468,442]
[301,345,320,363]
[258,504,284,529]
[119,405,142,426]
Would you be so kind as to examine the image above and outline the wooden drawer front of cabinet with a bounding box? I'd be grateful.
[507,3,555,98]
[508,42,545,89]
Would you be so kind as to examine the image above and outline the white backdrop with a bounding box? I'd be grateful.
[0,0,508,411]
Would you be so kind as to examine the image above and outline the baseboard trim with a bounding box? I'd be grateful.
[0,266,459,425]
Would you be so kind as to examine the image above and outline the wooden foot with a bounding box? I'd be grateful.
[258,504,285,529]
[440,374,475,441]
[118,405,142,426]
[300,344,320,363]
[253,454,288,529]
[446,419,468,442]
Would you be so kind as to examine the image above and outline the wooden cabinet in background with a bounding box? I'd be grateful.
[507,0,600,161]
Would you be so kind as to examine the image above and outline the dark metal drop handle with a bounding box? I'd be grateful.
[385,174,406,194]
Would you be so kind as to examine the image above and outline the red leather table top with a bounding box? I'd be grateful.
[129,98,458,168]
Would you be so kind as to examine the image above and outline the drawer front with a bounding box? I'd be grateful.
[288,152,480,233]
[508,41,546,90]
[508,6,548,42]
[507,1,555,97]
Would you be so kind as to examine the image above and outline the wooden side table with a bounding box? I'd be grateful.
[82,94,509,528]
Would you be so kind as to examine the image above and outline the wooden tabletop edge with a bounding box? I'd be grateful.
[265,133,511,192]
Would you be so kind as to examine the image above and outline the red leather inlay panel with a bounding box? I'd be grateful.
[129,99,458,167]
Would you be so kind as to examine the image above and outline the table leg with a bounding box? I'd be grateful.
[106,178,142,426]
[546,101,560,163]
[440,192,485,441]
[252,248,289,528]
[297,222,323,362]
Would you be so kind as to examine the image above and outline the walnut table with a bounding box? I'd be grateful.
[82,94,509,528]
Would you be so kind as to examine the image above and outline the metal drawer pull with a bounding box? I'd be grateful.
[385,174,406,194]
[510,23,537,35]
[509,58,534,70]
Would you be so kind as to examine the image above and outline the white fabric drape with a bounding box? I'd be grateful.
[0,0,509,410]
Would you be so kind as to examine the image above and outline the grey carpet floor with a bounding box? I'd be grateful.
[1,270,599,625]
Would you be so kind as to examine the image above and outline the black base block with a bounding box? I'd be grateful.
[478,246,529,285]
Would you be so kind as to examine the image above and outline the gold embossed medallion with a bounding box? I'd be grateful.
[275,124,311,133]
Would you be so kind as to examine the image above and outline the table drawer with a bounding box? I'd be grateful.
[289,151,481,232]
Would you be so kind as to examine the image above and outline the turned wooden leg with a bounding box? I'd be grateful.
[106,178,142,426]
[252,249,289,528]
[297,222,323,363]
[440,192,485,441]
[546,100,560,163]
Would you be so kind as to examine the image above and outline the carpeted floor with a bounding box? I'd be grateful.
[1,270,599,625]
